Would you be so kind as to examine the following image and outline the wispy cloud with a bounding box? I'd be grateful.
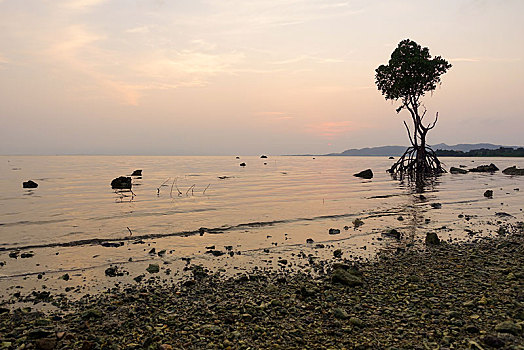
[271,55,344,65]
[305,121,355,138]
[61,0,107,11]
[451,57,521,63]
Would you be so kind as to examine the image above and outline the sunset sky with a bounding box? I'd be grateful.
[1,0,523,155]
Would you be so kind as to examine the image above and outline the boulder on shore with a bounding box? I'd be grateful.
[353,169,373,179]
[502,166,524,176]
[469,163,499,173]
[22,180,38,188]
[450,167,468,174]
[131,169,142,176]
[111,176,132,189]
[425,232,440,245]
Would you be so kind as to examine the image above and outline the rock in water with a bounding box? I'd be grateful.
[111,176,132,189]
[353,169,373,179]
[131,169,142,176]
[450,167,468,174]
[329,228,341,235]
[484,190,493,198]
[239,162,246,167]
[502,166,524,175]
[425,232,440,245]
[22,180,38,188]
[469,163,499,172]
[260,155,268,158]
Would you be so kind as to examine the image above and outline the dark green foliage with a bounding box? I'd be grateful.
[436,147,524,157]
[376,39,452,103]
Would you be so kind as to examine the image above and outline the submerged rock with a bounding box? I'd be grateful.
[22,180,38,188]
[111,176,132,189]
[469,163,499,172]
[353,169,373,179]
[450,167,468,174]
[502,166,524,175]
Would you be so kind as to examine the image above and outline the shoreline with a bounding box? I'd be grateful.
[1,228,522,349]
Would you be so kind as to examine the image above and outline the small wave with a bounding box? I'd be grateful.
[0,207,405,252]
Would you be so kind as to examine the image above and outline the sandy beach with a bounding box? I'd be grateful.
[1,223,523,349]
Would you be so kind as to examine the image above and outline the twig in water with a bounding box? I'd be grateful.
[157,178,170,195]
[170,178,176,198]
[186,184,195,196]
[175,178,182,196]
[127,227,133,236]
[203,183,211,195]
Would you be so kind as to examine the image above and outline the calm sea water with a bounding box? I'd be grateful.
[1,155,523,288]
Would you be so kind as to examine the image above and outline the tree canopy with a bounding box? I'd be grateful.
[375,39,451,103]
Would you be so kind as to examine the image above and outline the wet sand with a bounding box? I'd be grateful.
[0,222,522,349]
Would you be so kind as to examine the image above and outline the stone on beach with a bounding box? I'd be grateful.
[469,163,499,172]
[450,166,468,174]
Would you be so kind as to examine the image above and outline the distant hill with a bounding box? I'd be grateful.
[325,143,520,156]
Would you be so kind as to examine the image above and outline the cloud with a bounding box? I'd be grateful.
[304,121,356,138]
[126,26,151,34]
[271,55,344,65]
[61,0,106,11]
[450,57,521,63]
[0,53,8,66]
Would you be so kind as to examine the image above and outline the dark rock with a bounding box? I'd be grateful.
[260,155,268,158]
[131,169,142,176]
[331,268,363,287]
[465,324,480,334]
[502,166,524,175]
[35,338,56,350]
[431,203,442,209]
[494,320,521,335]
[206,250,225,257]
[389,156,394,159]
[278,259,288,265]
[111,176,132,189]
[28,329,53,339]
[450,167,468,174]
[101,242,123,248]
[148,248,156,254]
[484,190,493,198]
[306,238,314,244]
[239,162,246,167]
[469,163,499,172]
[382,229,401,239]
[146,264,160,273]
[157,249,166,257]
[333,249,343,258]
[354,169,373,179]
[23,180,38,188]
[105,267,118,277]
[482,335,505,348]
[9,251,19,259]
[333,307,349,319]
[60,273,70,281]
[425,232,440,245]
[329,228,341,235]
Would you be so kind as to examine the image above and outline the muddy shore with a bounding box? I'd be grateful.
[1,225,523,350]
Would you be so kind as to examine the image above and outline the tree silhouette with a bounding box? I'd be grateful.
[376,39,451,178]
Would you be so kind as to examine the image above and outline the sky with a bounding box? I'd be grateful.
[0,0,523,155]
